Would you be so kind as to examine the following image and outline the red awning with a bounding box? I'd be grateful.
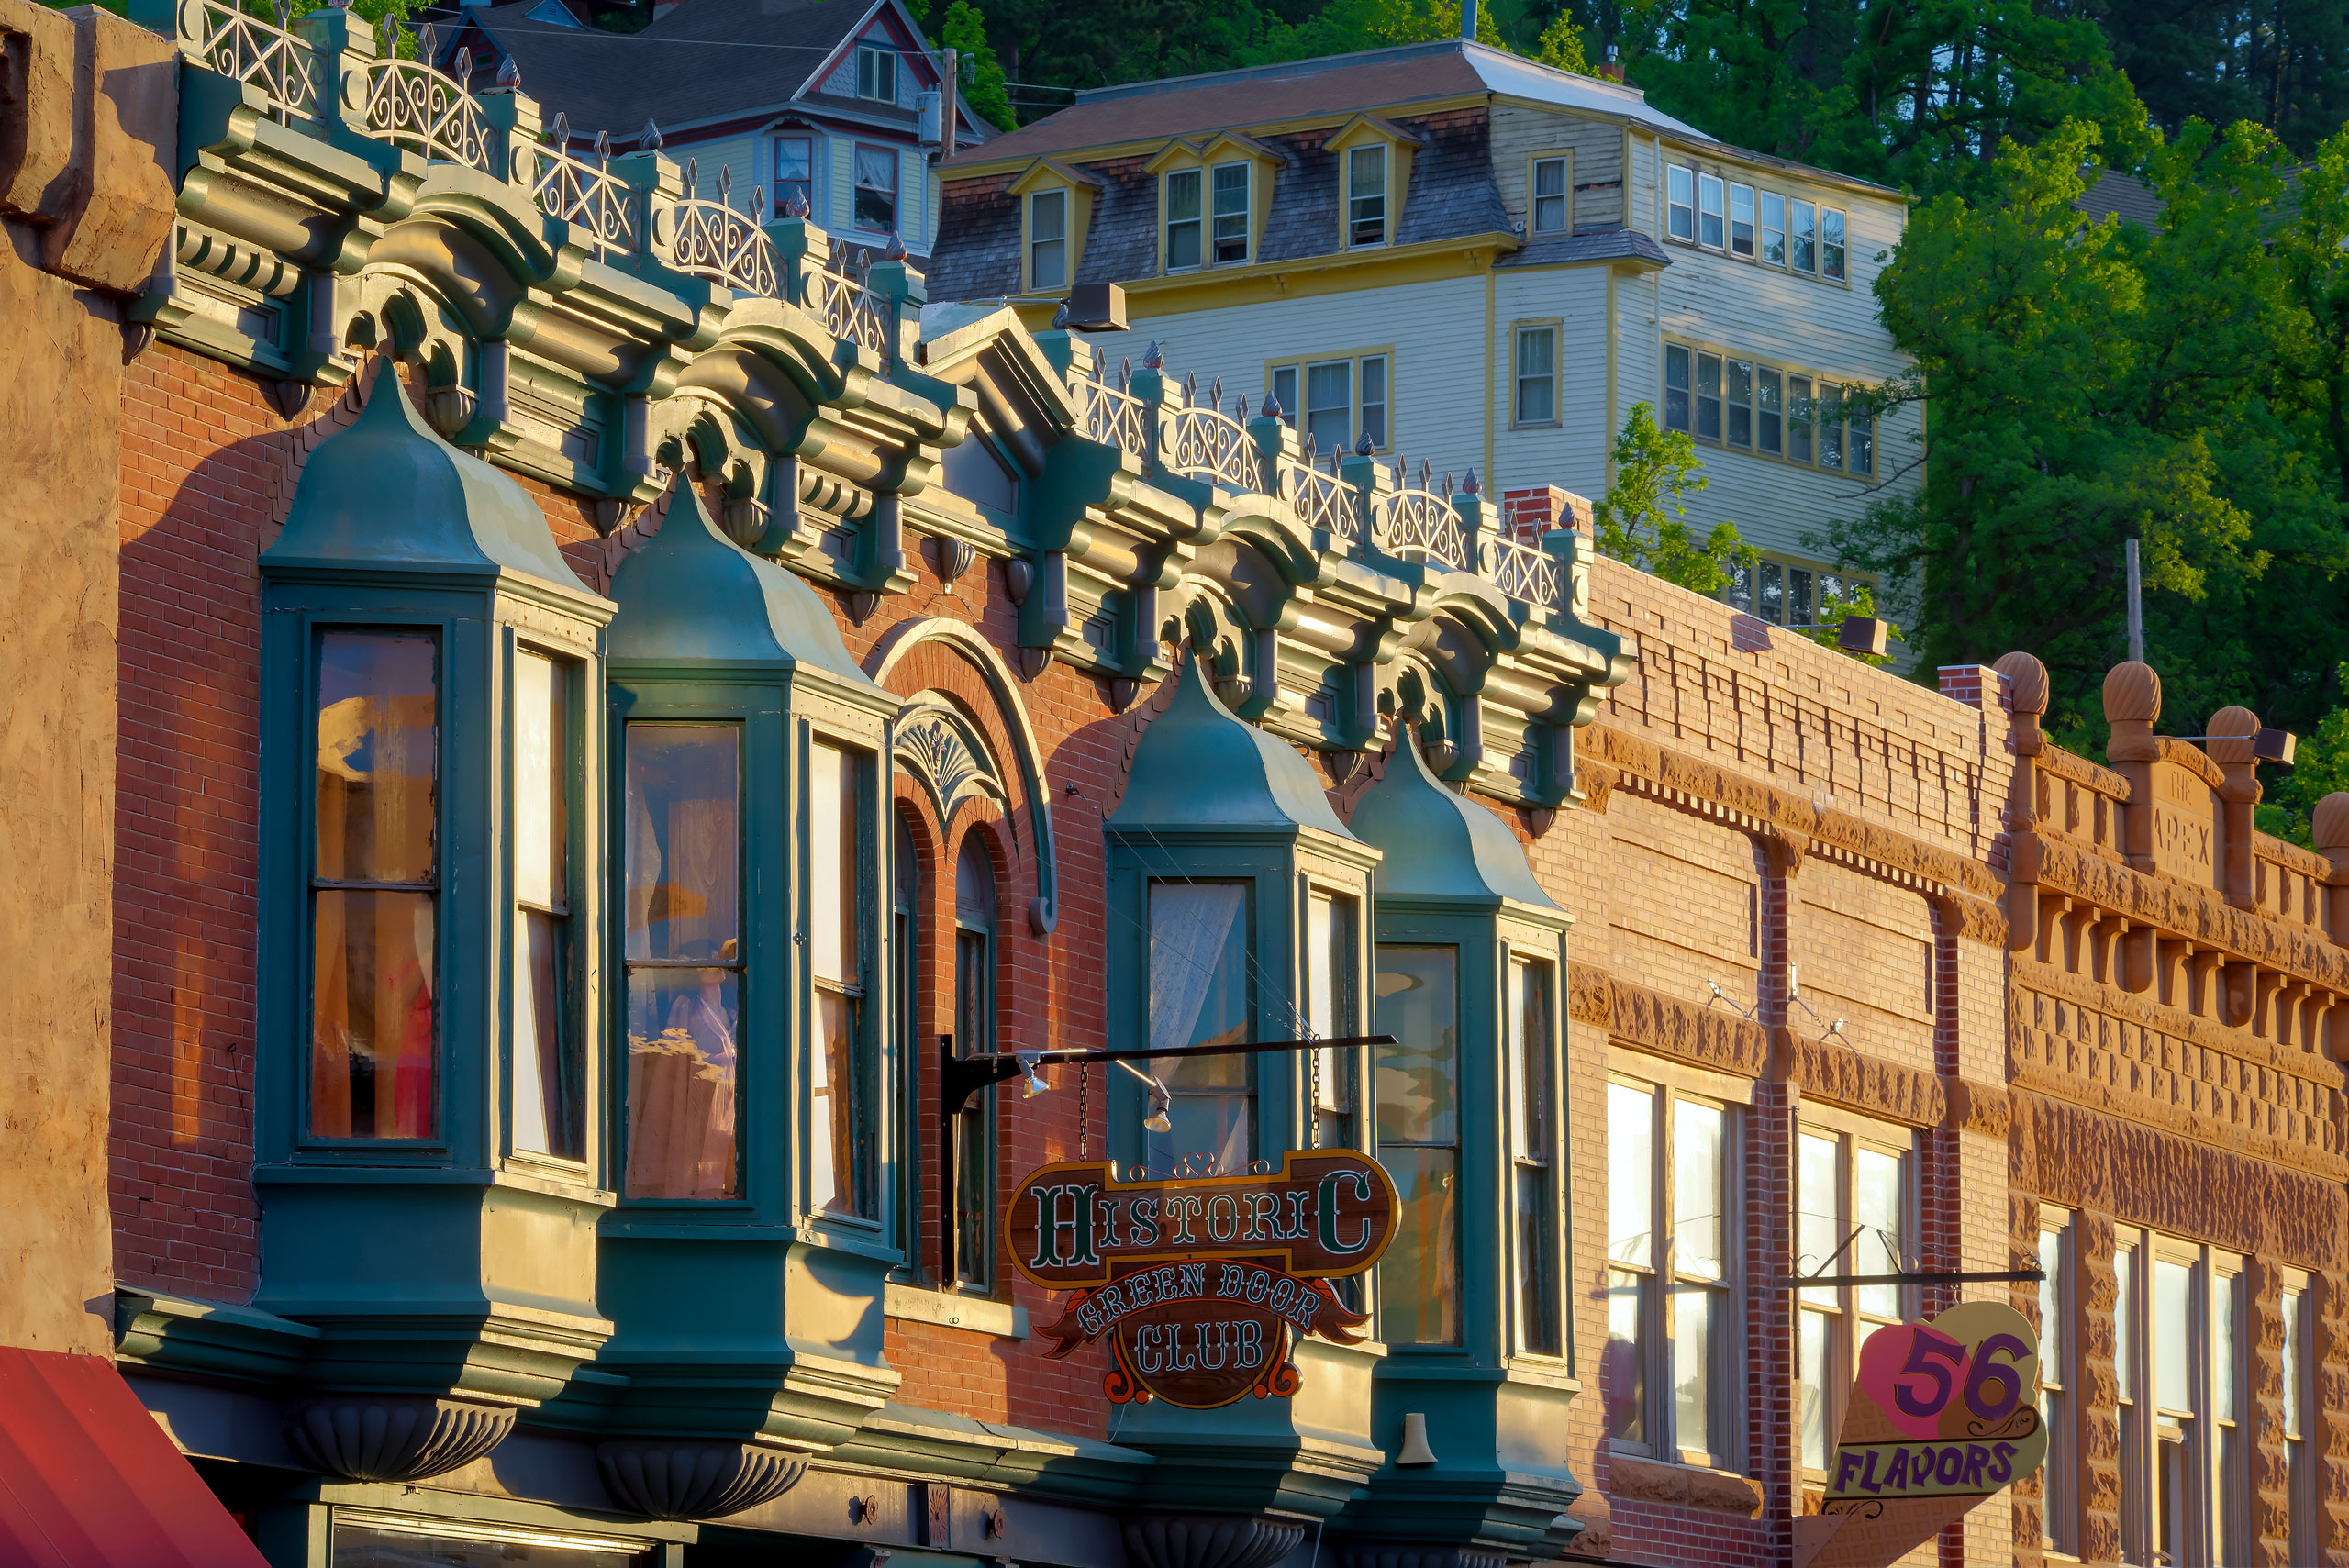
[0,1346,267,1566]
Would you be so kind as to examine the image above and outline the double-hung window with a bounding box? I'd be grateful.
[1664,344,1691,432]
[1791,199,1819,273]
[773,136,813,217]
[1269,352,1388,450]
[2117,1230,2258,1567]
[510,649,580,1162]
[952,836,997,1289]
[1164,170,1203,270]
[1531,156,1567,233]
[852,144,896,235]
[1607,1076,1733,1465]
[1347,145,1387,246]
[1306,361,1352,455]
[1666,164,1694,241]
[1028,188,1068,291]
[1514,326,1557,426]
[1724,359,1753,448]
[856,43,897,103]
[2038,1216,2073,1554]
[1795,1120,1910,1480]
[1375,945,1461,1346]
[310,630,440,1141]
[808,740,873,1218]
[1694,350,1722,440]
[890,813,919,1265]
[1822,207,1848,280]
[2210,1257,2245,1567]
[1508,959,1558,1355]
[1760,190,1786,264]
[1306,890,1358,1151]
[1664,344,1873,477]
[621,723,741,1200]
[1211,162,1250,263]
[2285,1282,2310,1562]
[1698,172,1725,249]
[1729,183,1754,257]
[1146,882,1252,1173]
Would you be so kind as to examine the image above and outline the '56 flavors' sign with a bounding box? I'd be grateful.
[1004,1151,1397,1408]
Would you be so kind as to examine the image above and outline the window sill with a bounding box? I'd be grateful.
[1501,1356,1579,1393]
[884,1283,1029,1340]
[1509,420,1562,432]
[1604,1451,1762,1518]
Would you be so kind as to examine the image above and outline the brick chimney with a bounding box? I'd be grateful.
[1500,485,1594,545]
[1599,44,1624,82]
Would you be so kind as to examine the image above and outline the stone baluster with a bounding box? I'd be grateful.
[475,83,541,192]
[294,4,373,141]
[1247,395,1298,502]
[612,150,681,272]
[1337,443,1391,550]
[864,256,923,364]
[765,216,829,311]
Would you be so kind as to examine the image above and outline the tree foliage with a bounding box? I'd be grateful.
[1596,402,1754,595]
[940,1,1017,130]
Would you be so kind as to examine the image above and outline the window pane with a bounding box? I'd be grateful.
[1149,882,1252,1173]
[955,927,991,1284]
[1797,1131,1838,1307]
[1698,172,1724,249]
[854,145,896,232]
[1361,356,1387,449]
[1793,200,1817,273]
[1349,145,1386,244]
[1306,360,1352,456]
[1758,367,1783,455]
[1517,1163,1557,1353]
[1788,567,1812,628]
[1788,375,1814,463]
[513,906,578,1159]
[955,835,996,930]
[1607,1270,1648,1441]
[1667,164,1693,240]
[808,988,863,1213]
[1271,366,1297,424]
[1166,170,1203,269]
[2282,1289,2302,1436]
[1729,183,1754,257]
[1823,207,1847,279]
[1533,157,1567,232]
[1674,1284,1716,1455]
[316,631,437,884]
[1850,403,1874,475]
[2039,1229,2065,1380]
[1759,560,1783,623]
[2116,1246,2137,1401]
[1724,557,1753,611]
[625,967,738,1199]
[1664,343,1691,432]
[1674,1099,1724,1280]
[1030,190,1068,290]
[513,651,563,910]
[1212,162,1249,261]
[1820,384,1844,470]
[1517,328,1555,424]
[1608,1082,1653,1269]
[1375,946,1458,1145]
[1854,1147,1902,1318]
[2154,1258,2192,1412]
[626,726,739,961]
[1380,1146,1459,1344]
[2212,1271,2236,1421]
[1308,892,1354,1148]
[1696,351,1720,440]
[1799,1308,1832,1469]
[809,743,860,983]
[1726,358,1753,448]
[311,889,435,1139]
[1513,961,1557,1354]
[1761,190,1787,265]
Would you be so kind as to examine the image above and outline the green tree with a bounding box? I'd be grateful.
[1529,9,1587,73]
[941,0,1016,132]
[1595,402,1753,595]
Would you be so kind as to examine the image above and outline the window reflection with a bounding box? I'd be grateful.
[1146,882,1252,1173]
[622,724,740,1200]
[954,835,996,1288]
[1375,945,1459,1346]
[310,630,438,1140]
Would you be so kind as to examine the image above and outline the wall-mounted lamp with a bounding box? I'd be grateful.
[1114,1059,1174,1133]
[1015,1051,1050,1098]
[1396,1412,1438,1467]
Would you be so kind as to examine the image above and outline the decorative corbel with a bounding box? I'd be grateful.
[1761,827,1809,880]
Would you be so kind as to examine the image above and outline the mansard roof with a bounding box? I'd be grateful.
[1108,654,1360,841]
[1346,728,1559,910]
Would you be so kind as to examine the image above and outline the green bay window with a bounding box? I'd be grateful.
[1375,945,1460,1345]
[511,648,582,1161]
[621,722,741,1200]
[1508,958,1557,1356]
[952,834,996,1287]
[808,738,873,1218]
[1147,880,1253,1173]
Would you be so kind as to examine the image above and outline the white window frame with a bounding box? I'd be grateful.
[1793,1112,1914,1487]
[1346,143,1387,248]
[1264,349,1392,453]
[1027,187,1069,292]
[772,134,814,218]
[1531,153,1569,234]
[855,43,897,105]
[1666,162,1694,243]
[1697,171,1725,250]
[1210,161,1251,265]
[1512,322,1557,428]
[2037,1209,2074,1557]
[1163,167,1203,272]
[1729,181,1754,258]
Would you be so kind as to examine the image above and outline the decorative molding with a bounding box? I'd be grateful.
[1774,1029,1944,1129]
[595,1440,810,1520]
[1573,964,1771,1080]
[1339,1546,1507,1568]
[1122,1515,1304,1568]
[282,1396,516,1482]
[1602,1453,1763,1519]
[2009,953,2345,1080]
[895,700,1005,839]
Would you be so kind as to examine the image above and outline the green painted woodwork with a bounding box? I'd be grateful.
[584,484,902,1452]
[254,368,617,1418]
[1108,654,1355,840]
[1341,733,1583,1560]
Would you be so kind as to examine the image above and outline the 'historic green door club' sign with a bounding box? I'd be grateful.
[1004,1150,1398,1408]
[1796,1301,2049,1568]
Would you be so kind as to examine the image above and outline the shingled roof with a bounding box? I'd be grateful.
[464,0,987,142]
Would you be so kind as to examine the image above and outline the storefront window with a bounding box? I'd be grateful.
[310,630,439,1140]
[1610,1077,1731,1462]
[953,835,996,1288]
[1796,1121,1909,1478]
[1509,958,1557,1355]
[1147,881,1252,1173]
[1375,945,1460,1346]
[621,724,740,1200]
[808,740,871,1217]
[511,650,580,1160]
[1307,890,1357,1151]
[2039,1219,2072,1553]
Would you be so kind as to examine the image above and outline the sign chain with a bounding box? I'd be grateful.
[1308,1043,1321,1147]
[1078,1060,1088,1160]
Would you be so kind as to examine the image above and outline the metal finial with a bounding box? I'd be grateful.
[1462,467,1481,495]
[1141,339,1165,371]
[1306,432,1318,463]
[1443,470,1454,495]
[1183,370,1197,405]
[640,117,662,151]
[1210,375,1221,408]
[273,0,288,27]
[718,165,731,202]
[495,54,520,91]
[1419,457,1430,490]
[1261,391,1280,417]
[1119,356,1130,388]
[685,156,698,195]
[1355,428,1374,457]
[551,110,569,146]
[884,232,907,261]
[1392,456,1405,486]
[379,16,396,53]
[1234,394,1245,422]
[454,46,472,81]
[753,183,766,217]
[420,23,436,61]
[596,129,612,162]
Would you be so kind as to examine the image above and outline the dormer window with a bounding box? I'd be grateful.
[1212,162,1250,262]
[1165,169,1202,269]
[1347,145,1386,245]
[1029,188,1068,289]
[1532,156,1567,233]
[856,43,897,104]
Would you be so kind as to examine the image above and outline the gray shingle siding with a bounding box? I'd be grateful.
[1075,159,1158,284]
[930,174,1021,301]
[1494,228,1669,269]
[1257,129,1337,263]
[1393,110,1508,247]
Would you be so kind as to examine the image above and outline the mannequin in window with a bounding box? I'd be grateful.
[625,937,740,1199]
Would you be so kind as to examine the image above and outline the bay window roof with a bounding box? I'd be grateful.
[1346,728,1557,907]
[1108,654,1357,838]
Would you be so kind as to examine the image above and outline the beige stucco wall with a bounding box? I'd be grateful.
[0,0,175,1354]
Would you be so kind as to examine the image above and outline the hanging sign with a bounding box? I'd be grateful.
[1794,1301,2047,1568]
[1004,1149,1397,1409]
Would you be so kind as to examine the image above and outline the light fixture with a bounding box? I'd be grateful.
[1016,1051,1050,1099]
[1115,1059,1174,1133]
[1395,1411,1438,1467]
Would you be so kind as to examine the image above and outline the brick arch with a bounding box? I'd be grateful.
[865,617,1059,938]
